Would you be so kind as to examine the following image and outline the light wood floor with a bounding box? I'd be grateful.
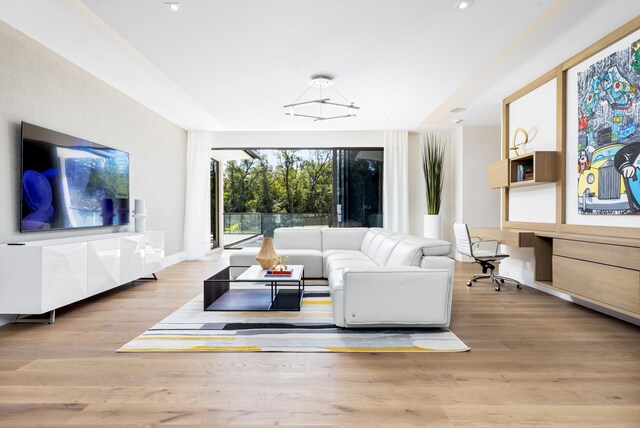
[0,257,638,427]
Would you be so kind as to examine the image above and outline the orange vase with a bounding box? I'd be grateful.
[256,237,277,269]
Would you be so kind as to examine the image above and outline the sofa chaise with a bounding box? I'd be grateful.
[229,227,455,328]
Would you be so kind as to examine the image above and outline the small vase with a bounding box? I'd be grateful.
[423,214,443,240]
[256,237,277,269]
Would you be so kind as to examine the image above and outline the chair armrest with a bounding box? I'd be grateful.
[471,239,499,257]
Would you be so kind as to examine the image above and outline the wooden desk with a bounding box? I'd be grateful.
[468,227,535,248]
[469,227,640,320]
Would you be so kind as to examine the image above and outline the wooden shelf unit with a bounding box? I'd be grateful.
[510,151,557,186]
[487,151,557,189]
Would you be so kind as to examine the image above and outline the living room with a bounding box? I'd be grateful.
[1,1,639,426]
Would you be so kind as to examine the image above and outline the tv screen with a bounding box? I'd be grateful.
[20,122,130,232]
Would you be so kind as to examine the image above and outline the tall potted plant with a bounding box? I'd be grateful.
[422,133,445,239]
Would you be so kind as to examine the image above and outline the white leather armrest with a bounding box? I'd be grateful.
[420,256,455,272]
[341,265,453,327]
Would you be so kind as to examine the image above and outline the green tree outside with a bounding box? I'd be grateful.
[223,149,332,231]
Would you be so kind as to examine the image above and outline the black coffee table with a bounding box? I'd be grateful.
[203,265,305,311]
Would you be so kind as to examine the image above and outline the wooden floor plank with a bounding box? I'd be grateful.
[0,256,638,426]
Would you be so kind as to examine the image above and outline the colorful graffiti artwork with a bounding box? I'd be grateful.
[577,39,640,215]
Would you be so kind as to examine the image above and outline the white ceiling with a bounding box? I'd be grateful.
[2,0,640,131]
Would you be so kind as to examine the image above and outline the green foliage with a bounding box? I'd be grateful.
[223,149,332,214]
[422,134,446,215]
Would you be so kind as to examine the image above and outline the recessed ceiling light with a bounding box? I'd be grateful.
[454,1,473,11]
[164,2,182,12]
[450,107,466,113]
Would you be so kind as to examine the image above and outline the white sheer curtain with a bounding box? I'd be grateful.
[383,130,409,233]
[183,131,212,260]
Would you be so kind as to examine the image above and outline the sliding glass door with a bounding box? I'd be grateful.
[333,149,383,227]
[210,159,220,249]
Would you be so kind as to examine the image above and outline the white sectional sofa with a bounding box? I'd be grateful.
[229,227,455,328]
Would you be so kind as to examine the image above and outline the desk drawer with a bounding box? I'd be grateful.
[553,256,640,314]
[554,239,640,271]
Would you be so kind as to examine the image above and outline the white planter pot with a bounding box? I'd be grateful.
[423,214,442,240]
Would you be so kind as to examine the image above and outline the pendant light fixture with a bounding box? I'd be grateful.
[283,74,360,121]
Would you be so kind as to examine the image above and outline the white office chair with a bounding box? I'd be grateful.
[453,223,522,291]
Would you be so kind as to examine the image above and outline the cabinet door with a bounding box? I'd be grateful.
[120,235,144,283]
[553,256,640,314]
[144,231,164,275]
[488,159,509,188]
[41,242,87,313]
[0,246,43,314]
[87,238,121,296]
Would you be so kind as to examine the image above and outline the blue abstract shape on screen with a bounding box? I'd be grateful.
[22,170,54,230]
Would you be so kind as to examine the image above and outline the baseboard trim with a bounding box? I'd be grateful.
[162,251,186,268]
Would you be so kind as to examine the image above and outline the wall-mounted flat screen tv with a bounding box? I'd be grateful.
[20,122,130,232]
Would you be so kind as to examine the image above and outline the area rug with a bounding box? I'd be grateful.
[118,285,469,353]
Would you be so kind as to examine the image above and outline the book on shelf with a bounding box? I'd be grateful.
[517,164,534,181]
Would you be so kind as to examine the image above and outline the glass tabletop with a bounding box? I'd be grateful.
[236,265,304,282]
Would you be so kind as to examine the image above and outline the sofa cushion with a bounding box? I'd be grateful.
[364,232,388,259]
[274,227,322,251]
[323,250,371,277]
[228,247,260,268]
[359,230,377,254]
[386,240,423,267]
[372,236,401,266]
[271,249,323,278]
[321,227,368,251]
[326,258,377,275]
[228,247,323,278]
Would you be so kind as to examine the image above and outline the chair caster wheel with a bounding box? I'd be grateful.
[517,284,522,289]
[467,281,473,287]
[495,286,501,292]
[500,279,505,283]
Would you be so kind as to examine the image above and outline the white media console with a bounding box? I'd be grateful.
[0,231,164,320]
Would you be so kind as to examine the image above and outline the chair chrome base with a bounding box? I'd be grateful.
[466,271,523,292]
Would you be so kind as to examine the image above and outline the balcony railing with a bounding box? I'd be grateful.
[223,213,332,235]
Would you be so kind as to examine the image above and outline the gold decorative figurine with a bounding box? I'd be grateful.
[271,255,289,271]
[510,127,529,156]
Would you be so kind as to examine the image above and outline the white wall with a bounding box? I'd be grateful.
[449,126,502,259]
[460,126,502,227]
[508,78,557,223]
[0,22,187,255]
